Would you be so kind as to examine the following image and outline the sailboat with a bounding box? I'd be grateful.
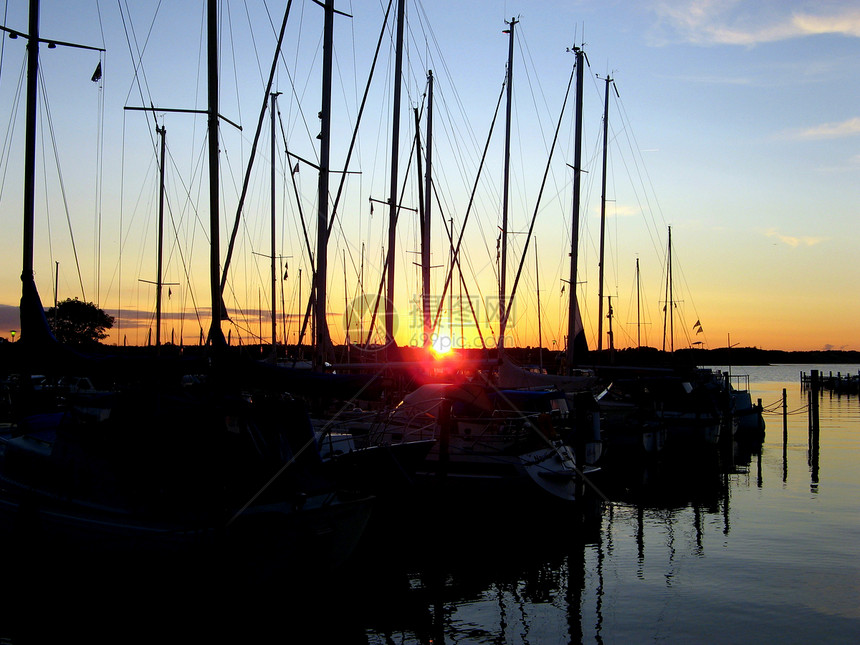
[344,24,601,503]
[0,0,372,575]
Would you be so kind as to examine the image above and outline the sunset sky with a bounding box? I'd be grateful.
[0,0,857,353]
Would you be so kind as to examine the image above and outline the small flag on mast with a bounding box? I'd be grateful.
[91,61,102,83]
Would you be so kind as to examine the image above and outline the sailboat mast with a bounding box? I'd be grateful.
[270,92,280,354]
[596,75,612,353]
[385,0,406,347]
[535,238,542,371]
[662,226,673,352]
[156,125,166,353]
[315,0,334,367]
[565,46,584,375]
[636,257,641,348]
[21,0,39,287]
[422,70,434,349]
[669,226,674,352]
[499,16,517,356]
[206,0,224,348]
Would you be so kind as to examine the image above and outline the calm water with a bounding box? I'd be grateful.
[1,364,858,644]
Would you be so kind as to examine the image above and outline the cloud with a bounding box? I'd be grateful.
[793,117,860,140]
[590,203,639,217]
[651,2,860,46]
[765,228,827,247]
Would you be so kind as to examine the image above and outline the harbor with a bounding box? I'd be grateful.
[0,1,858,643]
[2,363,859,643]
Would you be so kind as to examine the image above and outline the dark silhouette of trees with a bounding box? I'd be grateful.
[46,298,115,345]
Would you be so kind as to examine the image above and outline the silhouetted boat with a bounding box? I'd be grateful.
[0,0,372,576]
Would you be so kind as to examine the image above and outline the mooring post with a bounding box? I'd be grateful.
[782,389,787,442]
[811,369,820,437]
[782,388,788,483]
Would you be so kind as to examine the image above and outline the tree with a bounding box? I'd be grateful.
[46,298,115,345]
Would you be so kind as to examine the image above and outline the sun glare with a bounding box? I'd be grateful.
[431,335,453,356]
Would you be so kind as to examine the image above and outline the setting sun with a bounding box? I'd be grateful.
[431,334,453,356]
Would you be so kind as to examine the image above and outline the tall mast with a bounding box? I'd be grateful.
[422,70,434,349]
[315,0,335,367]
[498,16,517,357]
[155,125,166,353]
[662,226,673,352]
[669,227,674,352]
[565,46,585,375]
[385,0,406,346]
[535,238,542,371]
[596,74,613,353]
[206,0,225,348]
[270,92,281,355]
[607,295,614,354]
[635,257,641,348]
[21,0,40,289]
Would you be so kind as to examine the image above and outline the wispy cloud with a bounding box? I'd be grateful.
[765,228,827,247]
[591,204,639,217]
[792,117,860,140]
[651,1,860,46]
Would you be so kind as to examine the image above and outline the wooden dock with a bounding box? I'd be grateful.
[801,370,860,395]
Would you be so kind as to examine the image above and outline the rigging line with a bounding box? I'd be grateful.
[117,0,161,170]
[325,0,395,299]
[327,0,393,241]
[0,55,25,202]
[431,77,506,336]
[241,0,267,87]
[94,50,105,305]
[415,1,484,163]
[616,92,666,256]
[359,115,422,349]
[0,0,7,87]
[220,0,292,295]
[263,1,317,167]
[224,0,244,138]
[501,64,574,337]
[94,0,107,306]
[430,183,486,344]
[517,23,553,154]
[116,110,126,342]
[39,70,86,301]
[117,0,161,143]
[38,105,55,289]
[611,106,662,262]
[163,144,204,334]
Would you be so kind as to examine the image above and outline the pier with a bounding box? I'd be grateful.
[801,370,860,395]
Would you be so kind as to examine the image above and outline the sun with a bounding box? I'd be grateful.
[431,334,453,357]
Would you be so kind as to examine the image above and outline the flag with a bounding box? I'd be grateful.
[696,326,704,334]
[168,287,172,299]
[283,261,289,280]
[91,61,102,83]
[560,284,565,295]
[692,319,701,329]
[292,162,299,175]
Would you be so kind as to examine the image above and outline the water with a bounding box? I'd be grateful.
[1,364,858,643]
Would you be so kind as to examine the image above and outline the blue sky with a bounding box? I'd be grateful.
[0,0,857,351]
